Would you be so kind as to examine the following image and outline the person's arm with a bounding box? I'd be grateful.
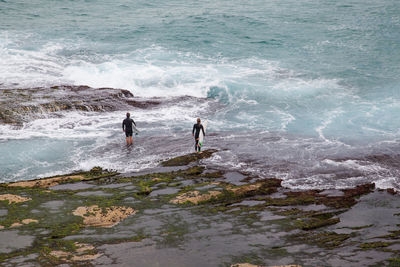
[132,119,136,126]
[201,125,205,136]
[122,120,125,131]
[192,124,195,136]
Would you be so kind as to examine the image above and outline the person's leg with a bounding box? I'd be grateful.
[126,131,132,145]
[195,139,199,152]
[129,136,133,145]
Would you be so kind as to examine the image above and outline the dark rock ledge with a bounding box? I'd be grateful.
[0,85,160,125]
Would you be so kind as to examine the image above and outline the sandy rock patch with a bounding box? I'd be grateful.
[231,264,301,267]
[170,190,221,204]
[73,205,136,227]
[75,243,95,253]
[0,194,31,203]
[7,175,86,188]
[10,222,23,228]
[50,242,102,262]
[21,219,39,224]
[227,182,263,195]
[9,219,39,228]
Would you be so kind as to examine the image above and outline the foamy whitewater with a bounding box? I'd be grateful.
[1,0,400,189]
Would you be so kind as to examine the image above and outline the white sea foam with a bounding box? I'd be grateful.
[322,159,386,172]
[374,177,400,190]
[0,94,215,141]
[0,34,346,106]
[1,35,363,140]
[0,36,68,88]
[315,108,346,143]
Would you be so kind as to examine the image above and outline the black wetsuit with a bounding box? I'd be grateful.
[192,123,205,152]
[122,118,136,137]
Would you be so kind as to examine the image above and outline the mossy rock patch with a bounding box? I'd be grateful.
[161,149,218,166]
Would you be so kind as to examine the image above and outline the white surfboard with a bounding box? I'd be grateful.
[198,120,207,147]
[132,124,140,134]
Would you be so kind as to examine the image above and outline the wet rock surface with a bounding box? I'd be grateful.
[0,150,399,266]
[0,85,160,125]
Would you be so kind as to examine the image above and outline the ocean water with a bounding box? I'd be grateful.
[1,0,400,189]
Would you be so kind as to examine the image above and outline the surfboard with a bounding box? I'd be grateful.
[132,124,140,134]
[198,120,207,147]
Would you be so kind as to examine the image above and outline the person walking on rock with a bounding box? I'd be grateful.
[192,118,205,153]
[122,112,136,145]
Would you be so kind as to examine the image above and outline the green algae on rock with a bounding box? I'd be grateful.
[359,241,394,249]
[290,231,353,249]
[0,152,398,266]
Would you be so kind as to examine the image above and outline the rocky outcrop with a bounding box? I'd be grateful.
[0,86,160,125]
[7,175,86,188]
[6,167,118,188]
[161,149,218,166]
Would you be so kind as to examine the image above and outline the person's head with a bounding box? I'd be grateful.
[197,118,201,124]
[126,112,130,118]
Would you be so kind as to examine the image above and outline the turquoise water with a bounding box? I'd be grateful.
[1,0,400,187]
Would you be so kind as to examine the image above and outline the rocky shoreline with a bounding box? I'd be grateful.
[0,150,400,266]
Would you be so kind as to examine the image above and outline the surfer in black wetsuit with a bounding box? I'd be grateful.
[122,112,136,145]
[192,118,205,153]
